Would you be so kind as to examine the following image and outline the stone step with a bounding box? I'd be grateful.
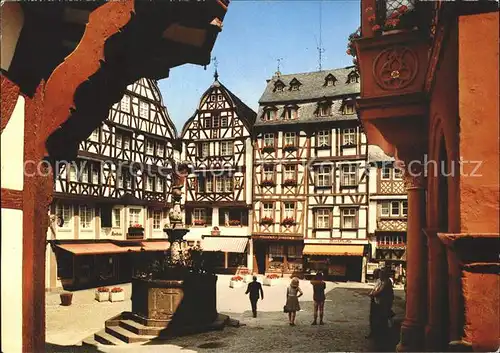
[105,325,156,344]
[119,319,167,336]
[93,329,126,345]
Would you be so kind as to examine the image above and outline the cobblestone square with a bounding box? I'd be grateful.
[46,276,405,352]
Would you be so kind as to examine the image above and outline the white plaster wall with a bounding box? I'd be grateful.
[342,230,358,239]
[368,200,378,234]
[316,230,331,239]
[245,138,253,203]
[1,96,25,190]
[368,166,377,194]
[1,209,23,353]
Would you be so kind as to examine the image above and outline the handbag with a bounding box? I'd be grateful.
[283,305,289,313]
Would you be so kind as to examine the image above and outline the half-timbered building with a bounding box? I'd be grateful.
[46,78,178,290]
[366,146,407,281]
[253,67,369,280]
[180,74,257,272]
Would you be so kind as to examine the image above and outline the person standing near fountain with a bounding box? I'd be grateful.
[245,276,264,318]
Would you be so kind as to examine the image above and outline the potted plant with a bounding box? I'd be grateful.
[211,226,220,235]
[60,292,73,306]
[228,219,241,227]
[109,287,125,302]
[261,145,275,153]
[193,219,206,227]
[263,274,280,286]
[283,144,297,152]
[346,27,361,68]
[282,217,296,226]
[382,5,416,34]
[229,275,244,288]
[260,217,273,225]
[283,179,297,187]
[128,224,144,237]
[260,179,276,187]
[95,287,109,302]
[239,269,253,283]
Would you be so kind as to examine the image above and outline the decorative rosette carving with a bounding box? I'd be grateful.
[373,46,418,90]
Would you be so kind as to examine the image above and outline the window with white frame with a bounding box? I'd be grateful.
[116,134,122,149]
[81,164,89,183]
[79,205,94,229]
[264,109,276,121]
[394,168,403,180]
[381,165,391,179]
[402,201,408,216]
[139,101,149,118]
[206,177,213,192]
[341,164,357,186]
[391,201,401,216]
[145,176,154,191]
[91,165,99,184]
[275,82,284,92]
[118,173,124,188]
[284,132,296,146]
[319,103,331,116]
[284,107,297,120]
[224,177,233,193]
[199,142,209,157]
[221,116,228,127]
[264,133,274,146]
[204,118,211,128]
[263,165,274,180]
[156,178,164,192]
[262,202,273,218]
[68,165,77,182]
[121,95,130,113]
[316,208,330,229]
[193,208,206,221]
[220,141,233,156]
[129,208,141,226]
[283,202,295,218]
[341,208,357,229]
[56,204,73,228]
[212,115,220,128]
[123,135,130,150]
[112,208,121,228]
[153,210,161,229]
[317,166,331,187]
[317,130,330,147]
[381,202,390,216]
[343,103,355,115]
[216,177,224,192]
[90,129,99,142]
[326,77,336,86]
[343,128,356,145]
[156,142,164,157]
[146,140,154,155]
[284,165,296,180]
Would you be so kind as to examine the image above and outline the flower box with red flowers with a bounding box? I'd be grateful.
[109,287,125,302]
[193,219,206,226]
[128,224,144,237]
[261,145,276,153]
[281,217,296,226]
[282,179,297,187]
[260,217,274,225]
[95,287,110,302]
[229,275,244,288]
[260,179,276,187]
[264,274,280,286]
[283,144,298,152]
[228,219,241,226]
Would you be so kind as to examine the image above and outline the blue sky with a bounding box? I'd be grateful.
[159,1,360,132]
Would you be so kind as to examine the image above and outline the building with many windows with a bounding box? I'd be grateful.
[252,67,371,281]
[180,74,257,272]
[46,78,178,290]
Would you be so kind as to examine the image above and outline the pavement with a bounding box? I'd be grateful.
[46,275,405,352]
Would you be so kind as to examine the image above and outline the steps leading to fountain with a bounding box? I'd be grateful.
[82,311,234,347]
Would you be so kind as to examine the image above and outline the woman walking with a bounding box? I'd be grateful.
[311,272,326,325]
[285,277,303,326]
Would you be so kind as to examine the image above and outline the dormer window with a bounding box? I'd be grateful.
[274,80,285,92]
[346,70,360,84]
[343,103,355,115]
[263,107,277,121]
[318,102,331,117]
[284,105,298,120]
[324,74,337,87]
[289,78,302,91]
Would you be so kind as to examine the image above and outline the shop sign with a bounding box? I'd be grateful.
[304,238,368,245]
[111,231,122,236]
[252,235,302,241]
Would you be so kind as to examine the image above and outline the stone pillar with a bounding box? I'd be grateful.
[397,166,427,352]
[247,238,254,273]
[423,228,449,351]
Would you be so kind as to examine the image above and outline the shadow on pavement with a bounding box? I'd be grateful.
[45,342,103,353]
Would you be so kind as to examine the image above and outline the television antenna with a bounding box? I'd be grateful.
[317,0,326,71]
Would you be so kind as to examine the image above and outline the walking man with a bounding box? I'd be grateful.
[311,272,326,325]
[245,275,264,318]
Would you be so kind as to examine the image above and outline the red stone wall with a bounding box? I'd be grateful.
[458,12,500,234]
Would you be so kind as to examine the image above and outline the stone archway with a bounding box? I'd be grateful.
[0,1,228,352]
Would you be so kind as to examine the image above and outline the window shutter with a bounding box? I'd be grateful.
[206,208,213,225]
[100,205,112,227]
[185,209,192,225]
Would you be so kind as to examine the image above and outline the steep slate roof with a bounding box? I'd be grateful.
[259,66,360,104]
[255,66,360,127]
[367,145,395,163]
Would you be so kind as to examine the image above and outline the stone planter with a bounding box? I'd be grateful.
[128,227,144,238]
[132,274,217,328]
[229,280,244,288]
[60,292,73,306]
[110,291,125,302]
[243,274,254,283]
[263,277,280,286]
[95,291,109,302]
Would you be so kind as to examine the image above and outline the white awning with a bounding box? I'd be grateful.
[201,237,249,253]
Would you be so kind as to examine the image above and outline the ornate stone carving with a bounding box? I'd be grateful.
[373,46,419,90]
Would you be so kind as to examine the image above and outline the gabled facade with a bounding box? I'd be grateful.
[46,78,178,290]
[252,67,370,280]
[181,77,257,270]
